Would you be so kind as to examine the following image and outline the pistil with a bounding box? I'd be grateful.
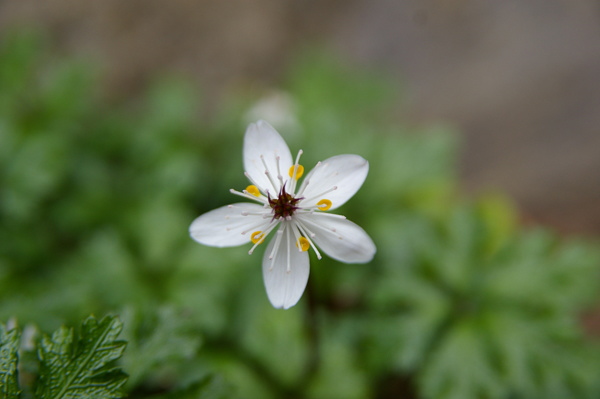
[268,184,302,220]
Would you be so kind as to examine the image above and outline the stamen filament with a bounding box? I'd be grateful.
[248,238,263,255]
[230,188,267,203]
[286,224,291,273]
[302,186,338,205]
[243,172,266,195]
[248,221,279,254]
[294,218,316,238]
[290,224,308,253]
[240,210,271,217]
[298,215,343,240]
[269,225,285,268]
[261,155,280,193]
[296,161,321,196]
[294,149,304,167]
[241,218,273,235]
[289,150,303,193]
[275,156,284,187]
[309,212,347,219]
[291,223,302,242]
[295,220,322,259]
[296,178,310,197]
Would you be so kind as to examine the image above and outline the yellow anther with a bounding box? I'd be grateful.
[251,231,265,244]
[246,185,261,197]
[288,164,304,180]
[316,199,332,211]
[296,237,310,252]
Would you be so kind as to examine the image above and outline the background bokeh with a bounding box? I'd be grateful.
[2,0,599,234]
[1,2,599,399]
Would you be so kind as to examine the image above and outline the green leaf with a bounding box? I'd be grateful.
[0,323,21,399]
[420,320,505,399]
[307,321,370,399]
[120,306,201,387]
[36,315,127,399]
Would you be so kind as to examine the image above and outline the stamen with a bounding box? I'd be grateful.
[260,155,280,193]
[298,215,343,240]
[251,231,265,244]
[241,209,270,217]
[289,150,304,193]
[316,199,332,211]
[302,186,338,204]
[290,222,301,240]
[296,237,310,252]
[230,188,266,203]
[269,225,285,268]
[296,161,320,196]
[244,172,265,193]
[248,240,263,255]
[294,218,315,238]
[225,204,254,221]
[289,224,306,253]
[275,156,284,186]
[288,164,304,180]
[297,178,310,197]
[246,185,261,197]
[241,218,272,235]
[310,212,346,219]
[294,149,304,166]
[286,225,291,273]
[295,220,322,259]
[248,222,279,255]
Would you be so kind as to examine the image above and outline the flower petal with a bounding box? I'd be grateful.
[299,154,368,210]
[244,120,293,195]
[297,214,376,263]
[262,223,309,309]
[189,203,270,247]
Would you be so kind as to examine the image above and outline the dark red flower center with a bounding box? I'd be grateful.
[268,184,301,220]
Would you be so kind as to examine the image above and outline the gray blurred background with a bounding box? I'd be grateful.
[1,0,599,235]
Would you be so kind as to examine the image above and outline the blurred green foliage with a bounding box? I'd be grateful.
[0,32,599,399]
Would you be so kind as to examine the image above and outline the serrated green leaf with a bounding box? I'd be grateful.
[0,324,21,399]
[36,315,127,399]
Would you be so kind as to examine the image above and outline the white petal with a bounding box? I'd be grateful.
[262,223,309,309]
[297,214,375,263]
[299,155,368,210]
[189,203,270,247]
[243,120,293,195]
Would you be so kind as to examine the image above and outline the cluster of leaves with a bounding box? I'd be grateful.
[1,32,599,399]
[1,316,126,399]
[367,206,600,399]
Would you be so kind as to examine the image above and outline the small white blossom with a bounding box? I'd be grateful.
[244,90,299,134]
[190,120,376,309]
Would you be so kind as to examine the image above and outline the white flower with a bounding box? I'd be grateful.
[244,90,299,134]
[189,120,376,309]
